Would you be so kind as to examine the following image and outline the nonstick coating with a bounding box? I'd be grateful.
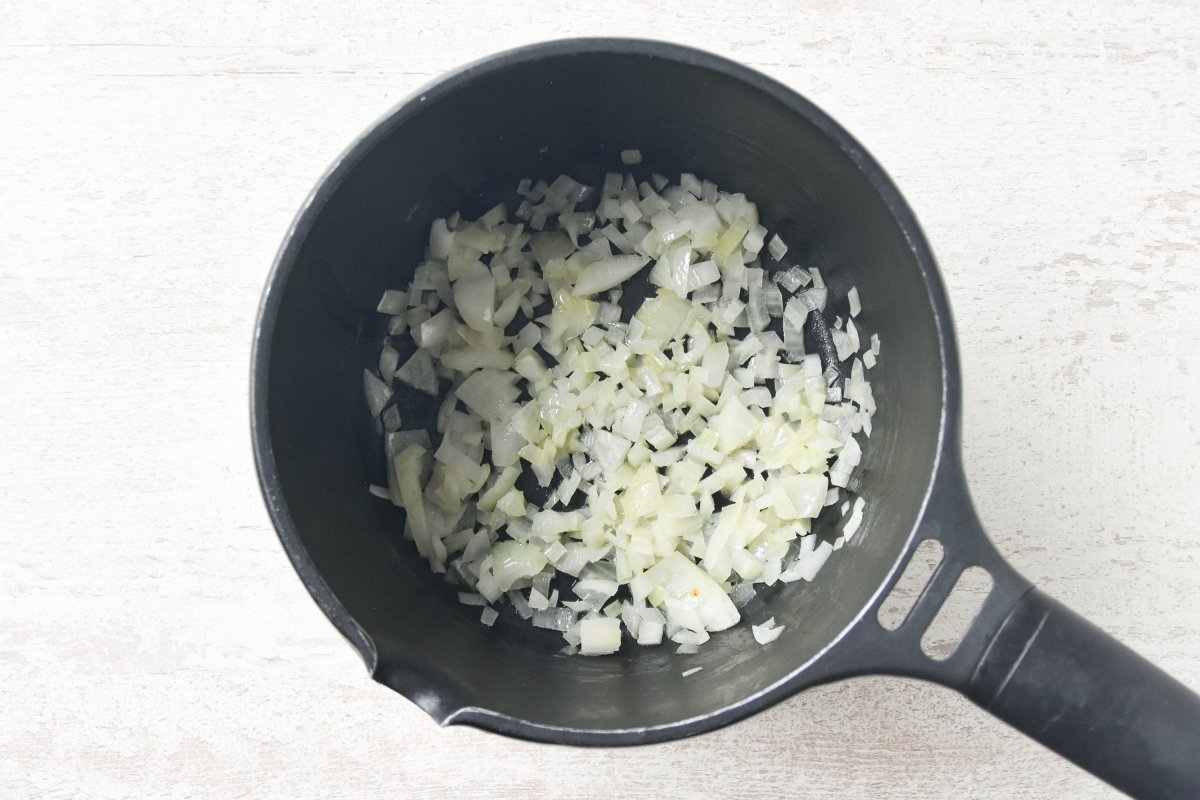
[252,39,950,742]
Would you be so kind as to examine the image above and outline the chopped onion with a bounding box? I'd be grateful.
[378,345,401,383]
[394,350,438,396]
[843,496,866,541]
[580,617,622,655]
[368,165,879,656]
[620,149,642,165]
[429,219,454,259]
[376,289,408,314]
[752,618,785,645]
[630,552,739,632]
[532,607,572,632]
[767,233,788,261]
[363,369,392,417]
[572,254,649,296]
[798,286,827,313]
[774,266,811,292]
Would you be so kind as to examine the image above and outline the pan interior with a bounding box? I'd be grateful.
[260,45,945,734]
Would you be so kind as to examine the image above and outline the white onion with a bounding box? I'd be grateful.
[798,286,827,313]
[579,617,622,655]
[572,254,649,296]
[458,369,522,421]
[367,166,879,656]
[532,607,572,631]
[842,496,866,541]
[752,618,785,645]
[629,552,739,631]
[790,540,834,582]
[848,286,862,317]
[429,219,453,259]
[638,619,664,645]
[394,349,438,396]
[775,266,811,292]
[528,587,550,611]
[363,369,392,417]
[831,329,854,362]
[486,540,546,591]
[378,345,401,383]
[376,289,408,314]
[767,233,788,261]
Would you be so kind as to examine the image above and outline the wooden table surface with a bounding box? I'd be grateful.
[3,3,1199,798]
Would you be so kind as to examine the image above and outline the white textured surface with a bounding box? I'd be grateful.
[3,3,1199,798]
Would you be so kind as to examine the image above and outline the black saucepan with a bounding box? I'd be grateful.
[251,39,1200,799]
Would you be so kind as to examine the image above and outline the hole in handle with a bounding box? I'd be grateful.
[920,566,994,661]
[877,539,943,631]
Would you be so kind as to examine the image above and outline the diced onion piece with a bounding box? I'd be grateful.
[378,345,401,383]
[489,541,549,592]
[528,588,550,611]
[394,350,438,396]
[532,607,573,632]
[714,397,756,452]
[843,497,866,540]
[455,368,519,421]
[453,262,496,332]
[635,289,692,344]
[393,445,431,553]
[638,619,664,645]
[752,621,785,644]
[799,287,828,313]
[831,329,854,362]
[429,219,453,259]
[580,617,622,655]
[495,488,526,517]
[620,149,643,165]
[790,540,834,582]
[848,286,862,317]
[572,254,649,296]
[780,474,829,519]
[377,289,408,314]
[767,233,788,261]
[775,266,811,292]
[363,369,392,417]
[629,552,740,632]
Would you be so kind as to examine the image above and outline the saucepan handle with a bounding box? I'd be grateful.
[966,588,1200,800]
[819,454,1200,800]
